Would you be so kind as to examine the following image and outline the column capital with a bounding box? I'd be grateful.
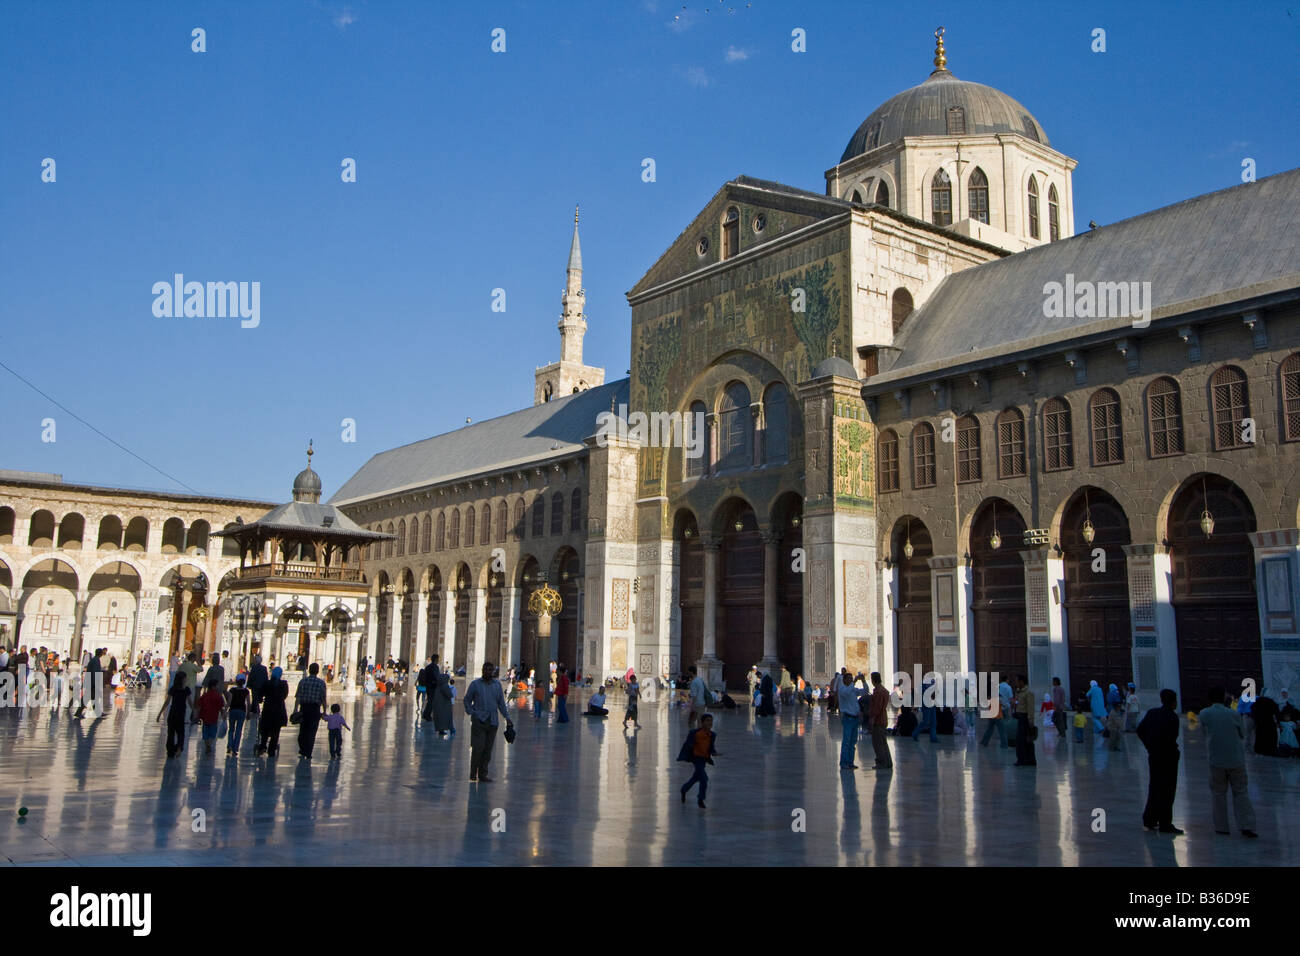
[701,534,722,552]
[760,531,782,547]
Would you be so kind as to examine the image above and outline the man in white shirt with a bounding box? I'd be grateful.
[838,674,863,769]
[586,688,608,716]
[688,666,710,728]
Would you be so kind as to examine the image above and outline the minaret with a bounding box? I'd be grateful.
[560,205,586,365]
[534,206,605,405]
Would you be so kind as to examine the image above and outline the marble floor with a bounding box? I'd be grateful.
[0,687,1295,866]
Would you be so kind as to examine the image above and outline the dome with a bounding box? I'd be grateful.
[292,466,322,502]
[839,34,1048,164]
[812,356,859,380]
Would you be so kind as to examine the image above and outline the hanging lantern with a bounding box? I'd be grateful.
[1199,476,1215,538]
[989,529,1002,550]
[791,514,801,528]
[1081,518,1096,545]
[903,519,914,559]
[733,518,744,532]
[683,527,693,538]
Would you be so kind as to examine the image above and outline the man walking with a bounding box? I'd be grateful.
[418,656,438,720]
[1199,687,1259,838]
[837,671,862,769]
[1013,675,1037,766]
[463,661,512,782]
[73,648,104,719]
[294,662,328,760]
[1137,689,1183,834]
[247,654,268,715]
[1050,677,1068,738]
[867,672,893,770]
[687,666,709,729]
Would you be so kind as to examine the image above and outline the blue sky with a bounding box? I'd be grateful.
[2,0,1297,502]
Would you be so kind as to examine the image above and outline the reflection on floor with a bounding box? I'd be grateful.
[0,688,1295,866]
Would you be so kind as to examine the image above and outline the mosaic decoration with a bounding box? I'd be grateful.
[809,558,830,626]
[611,578,630,630]
[611,637,627,671]
[640,574,655,634]
[843,560,870,627]
[1026,564,1047,627]
[834,418,874,507]
[1129,564,1155,626]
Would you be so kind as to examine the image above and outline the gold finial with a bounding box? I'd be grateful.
[307,439,314,466]
[933,26,947,71]
[574,203,580,224]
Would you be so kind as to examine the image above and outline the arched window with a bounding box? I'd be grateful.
[408,519,419,555]
[956,415,981,482]
[852,179,874,204]
[1147,377,1184,457]
[996,408,1027,478]
[1282,354,1300,441]
[464,506,476,547]
[512,499,525,539]
[1048,185,1060,241]
[495,501,508,544]
[385,523,395,558]
[892,288,913,335]
[931,170,953,226]
[1027,176,1040,239]
[1043,397,1073,471]
[480,504,491,545]
[717,382,753,471]
[435,512,446,551]
[421,515,431,552]
[570,489,583,532]
[449,509,460,549]
[878,429,899,492]
[946,106,966,135]
[551,493,564,535]
[875,179,890,207]
[763,383,790,464]
[97,515,123,550]
[722,206,740,259]
[912,422,936,488]
[1089,388,1123,465]
[531,497,545,537]
[124,516,148,551]
[968,167,989,225]
[1210,365,1251,450]
[686,400,708,479]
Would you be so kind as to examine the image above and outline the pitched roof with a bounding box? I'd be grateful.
[329,378,631,505]
[871,168,1300,386]
[216,500,390,541]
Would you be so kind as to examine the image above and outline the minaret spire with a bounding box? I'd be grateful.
[534,205,605,404]
[567,204,582,273]
[931,26,948,74]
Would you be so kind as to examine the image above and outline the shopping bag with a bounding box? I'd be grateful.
[217,718,227,739]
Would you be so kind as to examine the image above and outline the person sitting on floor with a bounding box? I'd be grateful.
[586,687,609,717]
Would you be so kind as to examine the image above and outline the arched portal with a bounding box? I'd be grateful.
[772,493,804,677]
[485,562,505,667]
[552,548,581,672]
[1168,475,1260,710]
[970,499,1029,683]
[162,566,209,659]
[20,558,79,655]
[893,517,934,679]
[517,557,541,672]
[675,511,703,677]
[398,568,416,667]
[452,562,473,672]
[425,566,443,662]
[87,561,142,665]
[1062,489,1132,700]
[373,571,391,666]
[719,498,762,686]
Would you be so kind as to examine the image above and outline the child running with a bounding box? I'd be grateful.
[677,713,720,809]
[624,673,641,729]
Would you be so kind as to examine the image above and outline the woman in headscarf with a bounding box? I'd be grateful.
[431,664,455,738]
[255,666,290,757]
[756,671,776,716]
[1106,683,1122,710]
[1252,689,1280,756]
[1087,680,1106,734]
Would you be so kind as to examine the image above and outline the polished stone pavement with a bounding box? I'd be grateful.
[0,687,1295,866]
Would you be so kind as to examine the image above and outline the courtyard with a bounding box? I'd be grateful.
[1,686,1294,867]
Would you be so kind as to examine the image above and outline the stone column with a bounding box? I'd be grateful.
[388,592,404,665]
[178,587,192,657]
[439,589,457,666]
[928,556,962,676]
[1122,543,1175,697]
[697,535,724,688]
[1020,548,1054,694]
[363,601,379,673]
[878,560,897,683]
[502,587,522,669]
[760,532,781,673]
[411,590,429,692]
[70,592,89,665]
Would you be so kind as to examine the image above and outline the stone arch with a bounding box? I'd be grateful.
[1155,465,1271,547]
[27,509,55,547]
[1046,476,1143,549]
[96,515,124,550]
[57,512,85,549]
[161,517,185,554]
[707,492,760,537]
[185,519,210,555]
[123,516,149,552]
[0,506,14,545]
